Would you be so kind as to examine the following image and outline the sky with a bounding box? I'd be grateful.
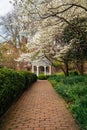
[0,0,13,42]
[0,0,13,16]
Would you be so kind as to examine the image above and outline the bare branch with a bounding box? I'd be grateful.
[0,34,8,41]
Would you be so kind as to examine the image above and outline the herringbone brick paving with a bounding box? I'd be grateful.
[0,80,79,130]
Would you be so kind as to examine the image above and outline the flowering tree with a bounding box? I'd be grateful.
[1,0,87,74]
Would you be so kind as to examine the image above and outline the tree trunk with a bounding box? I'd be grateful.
[79,61,84,75]
[60,62,69,76]
[65,62,69,76]
[75,61,84,75]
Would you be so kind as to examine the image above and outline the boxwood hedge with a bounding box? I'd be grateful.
[0,68,37,116]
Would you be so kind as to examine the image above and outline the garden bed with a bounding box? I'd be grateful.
[48,75,87,130]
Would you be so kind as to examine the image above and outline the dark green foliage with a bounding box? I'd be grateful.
[0,68,37,116]
[69,70,79,76]
[38,74,50,80]
[62,17,87,44]
[48,75,87,130]
[62,17,87,60]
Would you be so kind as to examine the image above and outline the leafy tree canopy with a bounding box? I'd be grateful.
[62,17,87,44]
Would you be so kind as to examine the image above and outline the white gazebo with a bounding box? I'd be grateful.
[31,53,52,76]
[15,51,52,76]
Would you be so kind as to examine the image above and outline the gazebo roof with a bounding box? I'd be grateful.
[32,52,52,66]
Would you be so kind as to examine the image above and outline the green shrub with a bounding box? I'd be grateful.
[38,74,50,80]
[48,75,87,130]
[0,68,37,116]
[69,70,79,76]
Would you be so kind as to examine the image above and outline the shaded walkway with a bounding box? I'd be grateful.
[0,80,79,130]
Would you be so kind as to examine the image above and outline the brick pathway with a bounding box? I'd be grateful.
[0,80,79,130]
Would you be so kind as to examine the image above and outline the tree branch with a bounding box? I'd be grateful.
[0,34,7,41]
[49,3,87,12]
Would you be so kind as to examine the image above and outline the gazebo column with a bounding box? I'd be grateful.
[37,66,39,76]
[49,65,51,75]
[44,66,46,75]
[32,65,34,73]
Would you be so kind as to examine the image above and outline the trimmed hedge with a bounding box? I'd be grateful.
[0,68,37,116]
